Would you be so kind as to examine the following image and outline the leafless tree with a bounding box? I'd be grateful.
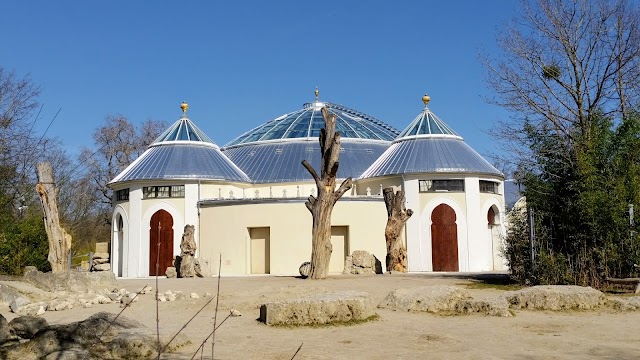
[0,68,42,212]
[484,0,640,155]
[302,107,352,279]
[81,115,166,212]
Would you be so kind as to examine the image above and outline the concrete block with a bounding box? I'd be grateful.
[259,291,375,326]
[378,285,471,313]
[95,242,109,254]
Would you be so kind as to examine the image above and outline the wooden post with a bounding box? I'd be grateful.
[36,162,72,272]
[383,188,413,272]
[302,107,353,279]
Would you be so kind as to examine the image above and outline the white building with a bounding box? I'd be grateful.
[109,93,506,277]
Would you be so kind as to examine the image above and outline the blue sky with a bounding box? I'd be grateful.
[5,1,518,163]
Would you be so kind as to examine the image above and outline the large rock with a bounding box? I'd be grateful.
[607,296,640,311]
[194,258,210,277]
[165,267,177,278]
[23,270,117,293]
[503,285,606,310]
[179,225,197,278]
[343,250,382,275]
[0,313,11,344]
[92,252,109,260]
[92,263,111,271]
[454,297,512,317]
[8,295,30,312]
[95,242,109,254]
[378,285,471,313]
[0,284,31,307]
[15,303,47,316]
[259,291,376,326]
[47,299,73,311]
[8,316,49,339]
[0,312,190,360]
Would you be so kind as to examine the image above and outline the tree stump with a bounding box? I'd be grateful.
[302,107,352,279]
[179,225,196,277]
[383,188,413,272]
[35,162,72,272]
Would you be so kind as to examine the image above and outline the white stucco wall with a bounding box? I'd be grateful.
[199,199,387,276]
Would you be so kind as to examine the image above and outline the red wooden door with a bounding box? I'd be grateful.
[431,204,458,271]
[488,207,496,225]
[149,210,174,276]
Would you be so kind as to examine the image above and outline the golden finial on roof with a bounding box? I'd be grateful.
[315,86,319,102]
[180,101,189,114]
[422,94,431,106]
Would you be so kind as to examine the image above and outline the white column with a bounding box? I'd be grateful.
[184,183,199,256]
[404,179,423,272]
[128,185,143,277]
[464,177,482,271]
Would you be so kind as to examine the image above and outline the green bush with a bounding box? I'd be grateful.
[0,211,51,275]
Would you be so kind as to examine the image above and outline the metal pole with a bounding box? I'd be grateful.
[527,207,535,265]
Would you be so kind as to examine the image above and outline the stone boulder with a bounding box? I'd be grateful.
[8,316,49,339]
[47,299,73,311]
[0,312,190,360]
[92,252,109,260]
[343,250,382,275]
[259,291,376,326]
[23,270,117,293]
[9,297,30,312]
[378,285,471,313]
[0,313,11,344]
[194,258,210,277]
[454,297,512,317]
[298,261,311,278]
[15,303,47,316]
[0,284,31,307]
[503,285,606,310]
[92,263,111,271]
[165,267,177,278]
[179,225,197,278]
[607,296,640,311]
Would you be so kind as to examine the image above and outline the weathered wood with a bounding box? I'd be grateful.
[605,277,640,294]
[302,106,352,279]
[383,188,413,272]
[35,162,72,272]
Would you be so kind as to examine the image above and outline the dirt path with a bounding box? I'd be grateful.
[2,273,639,359]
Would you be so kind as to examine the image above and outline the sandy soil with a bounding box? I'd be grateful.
[2,273,640,360]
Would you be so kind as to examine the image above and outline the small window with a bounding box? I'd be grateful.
[171,185,185,197]
[480,180,499,194]
[115,189,129,201]
[143,185,185,199]
[143,187,157,198]
[419,179,465,192]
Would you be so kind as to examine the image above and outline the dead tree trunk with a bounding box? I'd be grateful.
[36,162,72,272]
[383,187,413,272]
[302,107,352,279]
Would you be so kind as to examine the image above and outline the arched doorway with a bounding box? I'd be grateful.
[150,210,174,276]
[487,206,503,270]
[116,215,124,277]
[431,204,458,271]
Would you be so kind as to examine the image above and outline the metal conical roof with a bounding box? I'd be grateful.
[360,102,502,179]
[110,110,250,184]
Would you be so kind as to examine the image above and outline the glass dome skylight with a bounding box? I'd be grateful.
[225,102,399,147]
[153,115,215,144]
[396,106,460,139]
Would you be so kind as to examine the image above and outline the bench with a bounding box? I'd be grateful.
[605,277,640,294]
